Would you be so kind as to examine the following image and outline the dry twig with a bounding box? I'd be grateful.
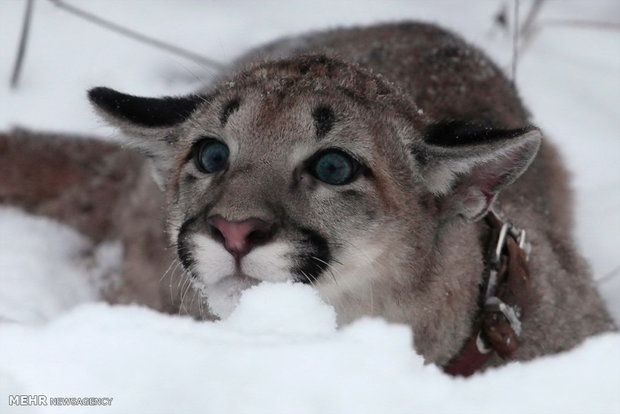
[48,0,225,71]
[10,0,35,89]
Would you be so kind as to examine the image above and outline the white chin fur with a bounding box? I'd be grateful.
[241,242,294,283]
[190,235,295,317]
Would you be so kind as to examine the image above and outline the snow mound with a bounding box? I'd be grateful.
[0,208,120,324]
[0,282,618,414]
[225,282,337,335]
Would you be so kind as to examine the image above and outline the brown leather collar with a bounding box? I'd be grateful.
[443,209,533,377]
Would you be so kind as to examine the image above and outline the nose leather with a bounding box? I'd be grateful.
[208,215,274,259]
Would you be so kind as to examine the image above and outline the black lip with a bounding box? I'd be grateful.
[177,216,199,277]
[292,227,331,284]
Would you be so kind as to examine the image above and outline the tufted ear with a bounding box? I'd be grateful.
[88,87,205,187]
[414,121,542,221]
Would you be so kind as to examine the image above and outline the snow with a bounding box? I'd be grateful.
[0,0,619,413]
[0,208,120,325]
[1,283,619,414]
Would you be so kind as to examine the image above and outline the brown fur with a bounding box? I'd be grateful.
[0,129,197,314]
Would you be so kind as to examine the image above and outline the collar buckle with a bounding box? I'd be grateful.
[443,208,533,377]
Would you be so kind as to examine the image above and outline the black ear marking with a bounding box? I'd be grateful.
[425,120,533,147]
[88,87,204,128]
[220,98,240,126]
[312,105,335,139]
[418,121,542,221]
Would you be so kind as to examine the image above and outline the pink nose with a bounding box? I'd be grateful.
[208,215,275,259]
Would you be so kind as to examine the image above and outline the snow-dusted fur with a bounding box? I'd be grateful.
[1,22,614,367]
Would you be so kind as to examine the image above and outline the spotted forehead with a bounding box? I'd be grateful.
[190,87,364,142]
[217,94,336,143]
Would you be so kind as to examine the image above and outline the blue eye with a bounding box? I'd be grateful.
[310,150,359,185]
[195,139,229,173]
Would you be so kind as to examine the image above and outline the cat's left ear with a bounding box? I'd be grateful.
[88,87,205,187]
[414,121,542,221]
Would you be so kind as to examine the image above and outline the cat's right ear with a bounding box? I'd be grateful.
[88,87,205,187]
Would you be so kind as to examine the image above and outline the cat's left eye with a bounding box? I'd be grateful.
[308,149,360,186]
[195,139,229,173]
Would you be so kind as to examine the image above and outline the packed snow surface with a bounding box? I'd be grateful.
[1,283,619,414]
[0,208,120,325]
[1,0,619,413]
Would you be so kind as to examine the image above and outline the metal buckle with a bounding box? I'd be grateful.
[517,229,527,249]
[517,229,531,261]
[484,296,522,336]
[486,221,510,299]
[509,225,531,260]
[493,222,510,267]
[483,208,529,338]
[493,220,531,266]
[484,269,498,300]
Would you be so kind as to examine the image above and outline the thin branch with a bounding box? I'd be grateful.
[10,0,35,89]
[48,0,225,72]
[597,265,620,285]
[537,19,620,31]
[520,18,620,55]
[511,0,520,84]
[519,0,546,41]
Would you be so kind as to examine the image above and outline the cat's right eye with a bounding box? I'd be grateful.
[194,139,230,174]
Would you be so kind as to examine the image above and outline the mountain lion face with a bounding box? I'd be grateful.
[167,58,430,318]
[89,55,540,319]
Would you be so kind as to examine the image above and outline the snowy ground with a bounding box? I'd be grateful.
[1,1,619,413]
[1,283,619,414]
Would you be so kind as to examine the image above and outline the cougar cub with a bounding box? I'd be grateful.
[3,22,613,371]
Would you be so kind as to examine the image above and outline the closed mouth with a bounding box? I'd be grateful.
[214,271,261,288]
[231,271,258,282]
